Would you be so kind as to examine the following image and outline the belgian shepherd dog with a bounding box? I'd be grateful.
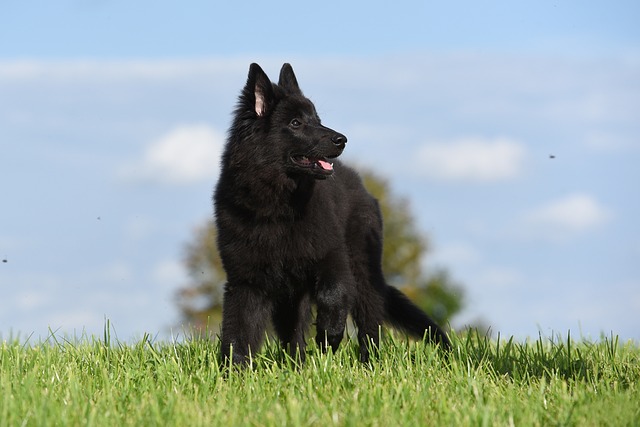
[214,63,450,365]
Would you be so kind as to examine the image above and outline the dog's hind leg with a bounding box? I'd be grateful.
[220,283,271,366]
[351,290,385,363]
[350,254,386,362]
[348,221,387,362]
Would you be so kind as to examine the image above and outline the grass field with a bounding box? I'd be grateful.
[1,327,638,426]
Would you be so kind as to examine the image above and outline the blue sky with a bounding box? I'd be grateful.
[1,1,639,342]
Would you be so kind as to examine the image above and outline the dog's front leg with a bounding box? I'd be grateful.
[315,285,349,353]
[273,292,311,363]
[314,256,353,353]
[220,283,271,366]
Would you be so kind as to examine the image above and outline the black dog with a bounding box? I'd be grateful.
[214,63,450,364]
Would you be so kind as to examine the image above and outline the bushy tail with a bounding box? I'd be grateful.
[385,286,451,350]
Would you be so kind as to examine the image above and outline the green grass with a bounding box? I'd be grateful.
[1,328,639,426]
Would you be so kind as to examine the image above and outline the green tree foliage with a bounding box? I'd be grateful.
[176,170,464,333]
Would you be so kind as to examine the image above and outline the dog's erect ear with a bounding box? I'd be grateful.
[278,63,302,94]
[246,63,274,117]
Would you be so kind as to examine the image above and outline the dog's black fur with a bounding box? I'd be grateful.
[214,63,450,365]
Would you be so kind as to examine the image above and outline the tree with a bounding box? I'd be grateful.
[176,170,464,333]
[175,222,225,333]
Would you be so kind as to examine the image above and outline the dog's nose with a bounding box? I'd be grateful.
[331,133,347,146]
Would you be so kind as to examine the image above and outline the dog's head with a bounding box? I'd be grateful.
[235,63,347,179]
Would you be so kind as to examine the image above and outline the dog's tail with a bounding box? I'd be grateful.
[385,285,452,350]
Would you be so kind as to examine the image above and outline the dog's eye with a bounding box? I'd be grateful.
[290,119,302,128]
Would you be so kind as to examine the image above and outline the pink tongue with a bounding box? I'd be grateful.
[317,159,333,171]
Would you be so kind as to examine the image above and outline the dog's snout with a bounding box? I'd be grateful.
[331,133,347,147]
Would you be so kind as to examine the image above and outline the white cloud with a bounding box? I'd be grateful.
[414,137,526,182]
[152,259,188,291]
[48,310,103,333]
[124,216,160,242]
[584,130,635,151]
[122,124,224,185]
[0,59,246,81]
[102,261,134,283]
[477,267,524,291]
[524,193,612,233]
[428,241,482,268]
[15,291,51,310]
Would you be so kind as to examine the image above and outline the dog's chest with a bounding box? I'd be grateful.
[247,219,334,260]
[222,220,334,291]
